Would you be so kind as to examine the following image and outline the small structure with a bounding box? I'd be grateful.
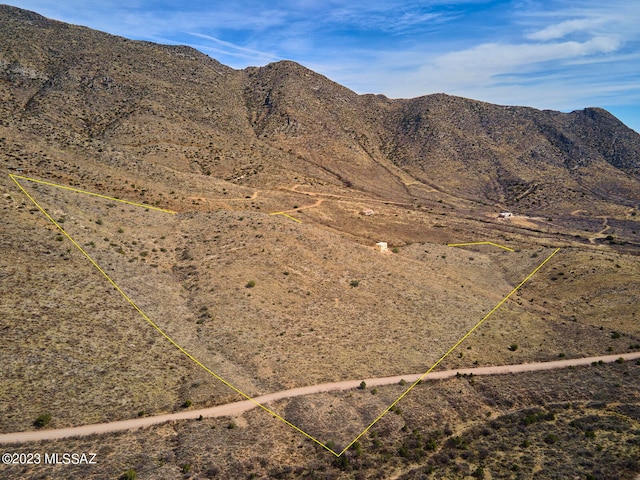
[361,208,375,216]
[376,242,388,253]
[499,212,513,218]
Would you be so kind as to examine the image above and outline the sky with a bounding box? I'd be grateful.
[6,0,640,132]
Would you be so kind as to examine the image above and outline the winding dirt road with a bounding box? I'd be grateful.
[2,352,639,445]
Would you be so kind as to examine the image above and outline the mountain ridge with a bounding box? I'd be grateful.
[0,6,640,210]
[1,3,639,218]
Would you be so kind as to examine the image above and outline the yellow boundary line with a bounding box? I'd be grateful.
[9,174,177,214]
[336,246,560,455]
[9,174,335,454]
[269,211,302,223]
[10,174,559,457]
[447,241,515,252]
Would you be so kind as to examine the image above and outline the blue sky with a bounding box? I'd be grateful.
[6,0,640,132]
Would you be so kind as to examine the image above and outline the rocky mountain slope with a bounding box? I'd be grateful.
[1,4,639,215]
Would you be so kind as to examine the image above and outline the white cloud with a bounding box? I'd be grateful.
[376,36,621,98]
[526,17,607,41]
[186,32,279,63]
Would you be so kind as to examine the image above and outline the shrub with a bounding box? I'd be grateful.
[34,413,51,428]
[358,381,366,390]
[182,399,192,408]
[350,280,360,288]
[544,433,559,444]
[472,466,485,478]
[246,280,256,288]
[447,435,467,449]
[398,444,409,457]
[508,343,518,351]
[122,469,137,480]
[523,410,555,425]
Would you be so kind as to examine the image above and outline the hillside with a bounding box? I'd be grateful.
[1,5,639,479]
[2,5,640,215]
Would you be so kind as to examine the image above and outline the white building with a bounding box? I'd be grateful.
[376,242,388,252]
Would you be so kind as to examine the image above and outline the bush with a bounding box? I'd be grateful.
[447,435,467,450]
[508,343,518,351]
[122,469,137,480]
[358,381,366,390]
[34,413,51,428]
[350,280,360,288]
[544,433,559,444]
[245,280,256,288]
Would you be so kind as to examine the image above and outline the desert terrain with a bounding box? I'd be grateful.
[1,5,639,479]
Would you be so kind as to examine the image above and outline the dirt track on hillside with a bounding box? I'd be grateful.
[2,352,639,445]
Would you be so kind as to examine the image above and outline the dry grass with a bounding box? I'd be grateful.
[2,361,638,479]
[1,10,639,477]
[2,174,639,446]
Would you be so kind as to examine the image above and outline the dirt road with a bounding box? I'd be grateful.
[2,352,639,444]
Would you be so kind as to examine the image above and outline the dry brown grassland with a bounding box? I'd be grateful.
[2,171,639,453]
